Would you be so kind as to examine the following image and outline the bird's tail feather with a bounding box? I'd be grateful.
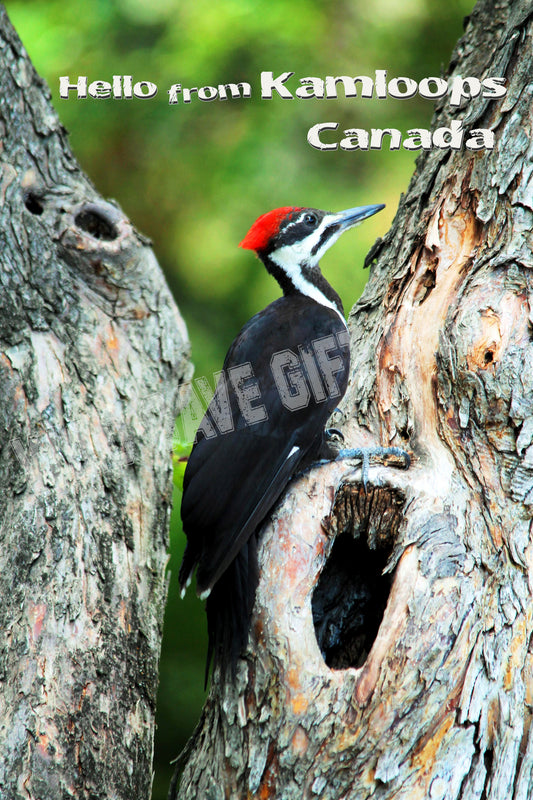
[205,532,259,687]
[178,541,196,594]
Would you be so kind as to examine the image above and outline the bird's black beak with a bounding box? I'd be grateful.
[332,204,385,231]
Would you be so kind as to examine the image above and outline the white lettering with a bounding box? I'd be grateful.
[261,71,295,99]
[307,122,339,151]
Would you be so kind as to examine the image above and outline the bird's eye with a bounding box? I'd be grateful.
[304,213,317,226]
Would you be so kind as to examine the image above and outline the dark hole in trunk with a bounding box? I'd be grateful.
[75,205,118,241]
[312,483,406,670]
[312,531,393,669]
[24,191,44,215]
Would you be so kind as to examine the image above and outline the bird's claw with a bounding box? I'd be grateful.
[325,427,345,444]
[335,446,410,491]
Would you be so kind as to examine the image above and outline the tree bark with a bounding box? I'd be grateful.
[175,1,533,798]
[0,8,191,799]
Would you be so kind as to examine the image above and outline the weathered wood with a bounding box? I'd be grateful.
[0,8,191,799]
[175,1,533,797]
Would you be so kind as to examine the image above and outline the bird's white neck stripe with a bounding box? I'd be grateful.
[270,247,346,324]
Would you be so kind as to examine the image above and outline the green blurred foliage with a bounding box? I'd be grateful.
[6,0,473,796]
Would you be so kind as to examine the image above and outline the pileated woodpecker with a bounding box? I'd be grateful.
[179,204,408,681]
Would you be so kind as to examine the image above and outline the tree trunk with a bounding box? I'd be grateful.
[175,1,533,798]
[0,8,191,800]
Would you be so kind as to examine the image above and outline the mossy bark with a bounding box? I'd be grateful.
[0,8,191,799]
[175,1,533,798]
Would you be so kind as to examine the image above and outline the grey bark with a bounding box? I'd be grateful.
[0,8,191,800]
[175,1,533,798]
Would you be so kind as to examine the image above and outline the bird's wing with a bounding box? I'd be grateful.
[181,428,305,594]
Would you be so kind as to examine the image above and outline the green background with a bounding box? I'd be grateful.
[6,0,473,796]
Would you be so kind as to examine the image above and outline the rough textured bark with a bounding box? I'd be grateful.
[0,8,191,799]
[175,1,533,798]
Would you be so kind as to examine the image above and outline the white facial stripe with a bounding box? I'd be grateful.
[283,210,316,235]
[282,211,306,235]
[270,245,346,323]
[270,213,347,323]
[313,211,366,259]
[293,214,349,263]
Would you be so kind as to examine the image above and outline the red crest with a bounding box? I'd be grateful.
[239,207,303,252]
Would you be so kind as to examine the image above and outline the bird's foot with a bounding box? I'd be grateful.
[336,446,410,490]
[293,445,410,486]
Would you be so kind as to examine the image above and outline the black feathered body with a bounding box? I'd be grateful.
[180,293,350,678]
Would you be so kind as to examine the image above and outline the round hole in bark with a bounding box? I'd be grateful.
[24,191,44,215]
[313,484,406,670]
[75,206,118,240]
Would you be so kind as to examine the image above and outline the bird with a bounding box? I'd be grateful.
[179,204,408,683]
